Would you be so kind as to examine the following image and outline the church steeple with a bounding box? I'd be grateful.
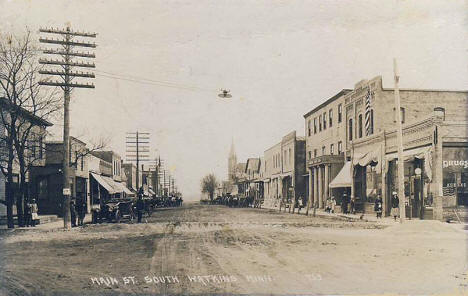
[228,138,237,181]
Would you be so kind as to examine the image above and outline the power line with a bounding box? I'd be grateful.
[95,70,215,92]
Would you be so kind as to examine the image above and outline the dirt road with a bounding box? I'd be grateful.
[0,202,466,295]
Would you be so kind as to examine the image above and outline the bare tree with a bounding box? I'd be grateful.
[0,29,60,228]
[201,174,218,202]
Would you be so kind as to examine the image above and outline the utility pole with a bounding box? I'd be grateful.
[126,131,150,192]
[393,58,406,223]
[163,170,166,196]
[39,26,96,230]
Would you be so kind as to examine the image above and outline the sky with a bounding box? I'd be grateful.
[1,0,467,200]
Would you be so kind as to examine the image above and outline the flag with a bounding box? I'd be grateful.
[365,87,372,136]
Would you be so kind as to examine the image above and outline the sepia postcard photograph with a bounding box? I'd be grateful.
[0,0,467,295]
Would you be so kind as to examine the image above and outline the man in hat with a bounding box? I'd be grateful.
[342,192,349,214]
[391,191,400,221]
[135,193,145,223]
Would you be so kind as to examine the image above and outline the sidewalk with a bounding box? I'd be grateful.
[0,214,92,231]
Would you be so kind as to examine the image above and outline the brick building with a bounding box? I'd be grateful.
[304,89,351,209]
[263,131,306,209]
[305,75,468,220]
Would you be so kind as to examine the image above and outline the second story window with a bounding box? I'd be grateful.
[319,115,322,131]
[393,107,405,124]
[314,118,317,134]
[330,144,334,155]
[349,118,353,141]
[323,112,327,129]
[338,104,342,123]
[314,149,317,158]
[308,151,312,159]
[329,109,333,127]
[308,120,311,137]
[81,156,84,171]
[322,146,326,155]
[358,114,363,138]
[39,136,43,159]
[338,141,343,154]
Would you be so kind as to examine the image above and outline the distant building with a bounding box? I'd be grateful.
[263,131,306,209]
[30,137,88,216]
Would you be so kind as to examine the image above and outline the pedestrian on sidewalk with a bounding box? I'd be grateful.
[350,196,356,215]
[70,199,77,227]
[374,195,383,219]
[391,191,400,221]
[325,197,332,213]
[341,192,349,214]
[136,194,145,223]
[76,196,86,226]
[25,199,32,227]
[330,196,336,214]
[30,198,38,227]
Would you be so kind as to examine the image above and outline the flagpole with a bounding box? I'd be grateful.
[394,58,406,223]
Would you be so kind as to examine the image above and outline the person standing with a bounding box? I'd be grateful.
[341,192,349,214]
[374,195,383,219]
[391,191,400,221]
[70,199,77,227]
[24,200,32,227]
[76,197,86,226]
[30,198,38,227]
[330,196,336,214]
[350,196,356,214]
[136,194,145,223]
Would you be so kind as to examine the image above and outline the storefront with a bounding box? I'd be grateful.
[441,145,468,207]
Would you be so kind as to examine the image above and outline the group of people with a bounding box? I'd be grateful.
[324,193,355,214]
[374,191,400,220]
[322,190,400,221]
[70,197,87,227]
[24,198,38,227]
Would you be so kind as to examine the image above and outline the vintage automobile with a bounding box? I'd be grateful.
[91,197,136,223]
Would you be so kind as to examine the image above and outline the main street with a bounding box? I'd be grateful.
[0,203,466,295]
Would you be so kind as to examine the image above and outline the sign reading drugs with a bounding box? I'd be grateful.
[442,147,468,172]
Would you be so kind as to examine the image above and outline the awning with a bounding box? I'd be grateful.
[115,182,133,195]
[91,173,117,194]
[386,146,432,162]
[329,162,352,188]
[101,175,124,194]
[353,150,380,167]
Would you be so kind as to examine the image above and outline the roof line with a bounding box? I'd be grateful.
[303,89,352,118]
